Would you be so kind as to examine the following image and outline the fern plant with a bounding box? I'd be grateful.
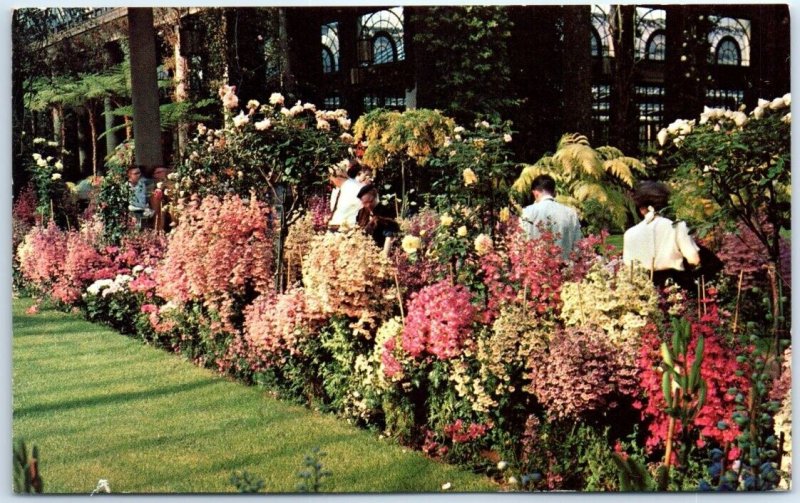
[511,133,647,233]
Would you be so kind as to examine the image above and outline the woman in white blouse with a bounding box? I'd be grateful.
[623,181,700,290]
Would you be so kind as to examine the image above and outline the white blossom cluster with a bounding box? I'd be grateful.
[85,274,133,297]
[658,93,791,147]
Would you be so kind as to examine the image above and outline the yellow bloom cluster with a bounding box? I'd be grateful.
[477,305,552,389]
[302,229,398,337]
[449,357,497,413]
[560,260,660,359]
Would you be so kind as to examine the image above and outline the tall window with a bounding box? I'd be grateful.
[358,7,405,66]
[363,93,406,112]
[591,5,615,57]
[591,84,611,145]
[635,8,666,61]
[321,22,340,74]
[706,88,744,110]
[708,16,750,66]
[636,85,665,149]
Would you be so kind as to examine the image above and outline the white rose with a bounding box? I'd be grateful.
[255,118,272,131]
[656,128,668,146]
[753,106,765,119]
[770,97,785,110]
[732,111,747,127]
[32,153,42,161]
[782,113,791,124]
[54,161,63,170]
[51,173,61,180]
[36,158,47,167]
[269,92,285,106]
[758,98,770,108]
[503,133,512,143]
[782,93,791,107]
[232,111,249,128]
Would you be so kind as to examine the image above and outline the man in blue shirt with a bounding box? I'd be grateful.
[520,174,582,260]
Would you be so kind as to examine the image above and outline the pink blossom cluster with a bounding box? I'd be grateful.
[156,194,274,330]
[392,209,447,295]
[243,288,320,370]
[54,229,114,304]
[711,223,791,291]
[528,325,632,421]
[381,336,404,378]
[402,280,476,360]
[17,222,67,293]
[442,419,491,443]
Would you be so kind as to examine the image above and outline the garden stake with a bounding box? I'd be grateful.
[697,282,701,319]
[701,276,707,317]
[733,270,744,333]
[393,270,405,324]
[664,388,680,468]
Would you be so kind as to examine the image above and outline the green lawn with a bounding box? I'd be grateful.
[12,297,497,494]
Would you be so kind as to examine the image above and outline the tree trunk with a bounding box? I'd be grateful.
[128,7,164,170]
[277,8,295,94]
[104,96,118,158]
[562,5,593,137]
[608,5,638,154]
[87,106,98,178]
[174,22,189,162]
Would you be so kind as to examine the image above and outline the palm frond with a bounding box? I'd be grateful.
[604,158,635,187]
[553,143,604,178]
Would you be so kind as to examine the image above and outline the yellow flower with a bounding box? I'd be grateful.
[401,235,422,254]
[440,214,454,227]
[457,226,468,237]
[462,168,478,186]
[498,207,510,222]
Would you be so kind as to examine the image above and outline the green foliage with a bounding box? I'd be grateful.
[13,438,43,494]
[413,6,521,123]
[24,139,76,227]
[426,120,516,234]
[230,470,265,493]
[296,447,332,493]
[660,100,790,265]
[97,140,134,244]
[511,133,646,233]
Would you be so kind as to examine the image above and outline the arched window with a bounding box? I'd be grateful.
[321,22,340,74]
[715,36,741,66]
[358,7,405,65]
[708,16,750,66]
[635,7,666,61]
[591,5,615,57]
[645,30,666,61]
[590,28,602,57]
[372,32,396,64]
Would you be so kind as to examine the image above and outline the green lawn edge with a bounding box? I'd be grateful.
[12,297,498,494]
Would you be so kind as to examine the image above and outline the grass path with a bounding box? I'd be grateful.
[12,297,497,494]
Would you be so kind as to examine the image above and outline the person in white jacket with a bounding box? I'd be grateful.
[623,181,700,290]
[327,159,364,230]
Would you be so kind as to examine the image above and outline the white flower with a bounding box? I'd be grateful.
[770,97,785,110]
[503,133,512,143]
[340,132,354,143]
[441,482,452,491]
[316,118,331,131]
[255,118,272,131]
[36,158,47,167]
[232,111,249,128]
[480,120,490,128]
[782,93,791,107]
[680,55,687,62]
[246,99,260,109]
[33,137,46,144]
[782,113,791,124]
[269,92,285,106]
[197,123,207,135]
[289,104,304,116]
[656,128,668,146]
[753,106,765,119]
[497,461,508,471]
[132,265,144,274]
[508,476,519,486]
[303,102,317,111]
[237,170,244,179]
[401,235,421,255]
[280,107,291,116]
[732,111,748,127]
[440,214,454,227]
[47,141,58,147]
[54,161,63,170]
[453,126,465,134]
[474,233,493,256]
[46,156,53,162]
[457,225,468,237]
[337,117,351,130]
[51,173,61,181]
[758,98,770,108]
